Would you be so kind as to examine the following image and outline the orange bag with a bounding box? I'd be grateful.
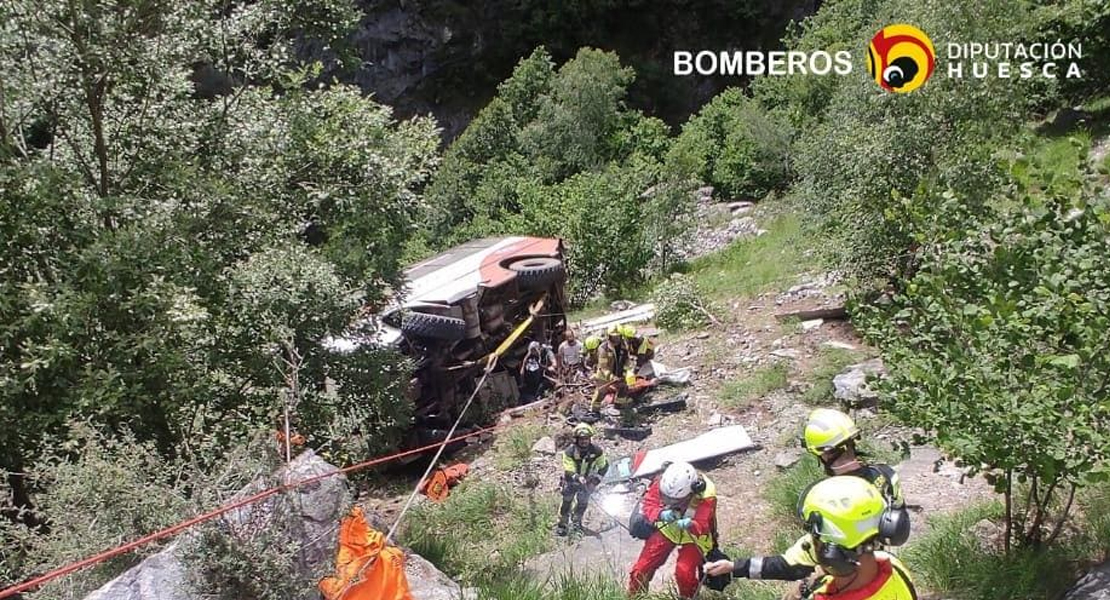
[418,463,470,502]
[319,506,413,600]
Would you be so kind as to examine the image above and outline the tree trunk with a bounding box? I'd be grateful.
[1003,469,1012,555]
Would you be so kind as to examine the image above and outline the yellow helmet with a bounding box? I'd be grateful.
[584,335,601,351]
[799,476,885,550]
[573,423,595,438]
[620,324,637,338]
[802,408,860,456]
[607,325,621,337]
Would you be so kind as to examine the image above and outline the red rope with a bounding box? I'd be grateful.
[0,423,504,599]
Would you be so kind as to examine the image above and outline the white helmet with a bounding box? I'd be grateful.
[660,461,699,504]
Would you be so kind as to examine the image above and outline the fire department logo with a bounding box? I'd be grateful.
[867,24,935,93]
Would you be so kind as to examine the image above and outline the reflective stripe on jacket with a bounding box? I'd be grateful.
[561,443,608,478]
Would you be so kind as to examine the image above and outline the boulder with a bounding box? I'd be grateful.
[832,359,886,407]
[1064,561,1110,600]
[773,450,802,470]
[83,450,460,600]
[531,436,558,455]
[407,550,464,600]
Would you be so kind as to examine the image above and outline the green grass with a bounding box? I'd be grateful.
[719,363,790,409]
[800,346,868,405]
[901,502,1081,600]
[763,454,825,522]
[684,212,809,301]
[493,424,549,470]
[403,479,558,581]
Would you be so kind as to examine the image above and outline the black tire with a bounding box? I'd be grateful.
[508,257,566,290]
[401,312,467,341]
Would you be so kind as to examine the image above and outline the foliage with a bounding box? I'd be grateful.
[861,169,1110,549]
[0,423,192,598]
[404,479,557,582]
[520,48,636,181]
[493,424,549,471]
[763,454,825,522]
[0,0,435,589]
[779,0,1058,287]
[667,88,792,200]
[902,502,1081,600]
[651,274,714,332]
[719,363,790,409]
[422,47,694,303]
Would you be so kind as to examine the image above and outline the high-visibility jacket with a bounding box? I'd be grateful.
[641,474,718,554]
[595,341,633,383]
[561,442,608,479]
[737,463,907,581]
[809,552,917,600]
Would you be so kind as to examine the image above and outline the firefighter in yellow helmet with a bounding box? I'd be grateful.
[702,408,909,592]
[707,476,917,599]
[582,335,602,372]
[621,324,656,378]
[587,325,634,420]
[556,423,608,536]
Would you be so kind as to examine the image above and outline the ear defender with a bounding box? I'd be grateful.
[691,476,706,494]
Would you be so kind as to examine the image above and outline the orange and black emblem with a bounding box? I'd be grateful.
[867,24,935,93]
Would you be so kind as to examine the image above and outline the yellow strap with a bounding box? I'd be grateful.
[489,294,546,364]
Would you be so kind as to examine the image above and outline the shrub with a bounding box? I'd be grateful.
[667,88,792,200]
[0,423,193,599]
[652,273,717,331]
[861,172,1110,550]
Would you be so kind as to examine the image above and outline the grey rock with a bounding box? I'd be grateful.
[728,201,754,213]
[833,359,886,407]
[609,300,635,311]
[532,436,558,455]
[83,450,460,600]
[821,341,857,351]
[770,349,800,360]
[800,319,824,331]
[774,450,802,470]
[1064,561,1110,600]
[707,412,724,426]
[83,541,193,600]
[407,549,463,600]
[969,518,1006,553]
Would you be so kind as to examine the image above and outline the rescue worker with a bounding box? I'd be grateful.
[699,408,909,591]
[556,423,608,536]
[621,325,656,378]
[629,461,718,599]
[583,335,601,370]
[706,476,917,600]
[587,325,634,419]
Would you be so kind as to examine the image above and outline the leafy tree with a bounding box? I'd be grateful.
[861,166,1110,550]
[667,88,792,201]
[520,48,635,181]
[0,0,436,551]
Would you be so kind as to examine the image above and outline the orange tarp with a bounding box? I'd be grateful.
[319,506,413,600]
[418,463,470,502]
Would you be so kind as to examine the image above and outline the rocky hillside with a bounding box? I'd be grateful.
[327,0,820,138]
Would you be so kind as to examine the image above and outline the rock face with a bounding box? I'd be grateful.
[532,436,558,455]
[1064,561,1110,600]
[83,450,460,600]
[407,551,464,600]
[832,359,886,407]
